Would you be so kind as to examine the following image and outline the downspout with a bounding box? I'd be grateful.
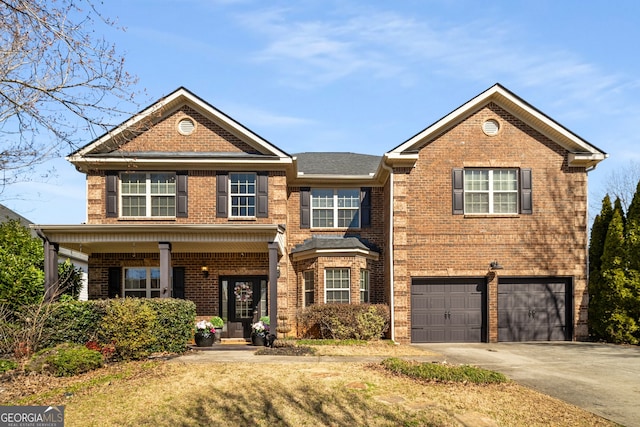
[381,161,395,342]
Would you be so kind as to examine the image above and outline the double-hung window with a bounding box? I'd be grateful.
[311,189,360,228]
[121,173,176,217]
[360,270,370,303]
[230,173,256,217]
[123,267,160,298]
[304,270,315,306]
[325,268,350,303]
[464,169,518,214]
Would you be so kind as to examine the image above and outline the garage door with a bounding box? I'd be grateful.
[498,278,571,341]
[411,278,486,343]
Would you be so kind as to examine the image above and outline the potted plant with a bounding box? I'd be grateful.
[210,316,224,342]
[194,320,216,347]
[251,320,269,346]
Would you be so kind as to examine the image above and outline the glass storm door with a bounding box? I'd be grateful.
[220,276,267,338]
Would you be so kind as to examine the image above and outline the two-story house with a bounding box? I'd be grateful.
[33,84,607,343]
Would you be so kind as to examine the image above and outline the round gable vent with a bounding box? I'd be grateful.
[178,118,195,135]
[482,119,500,136]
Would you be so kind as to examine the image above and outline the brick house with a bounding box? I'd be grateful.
[33,84,607,343]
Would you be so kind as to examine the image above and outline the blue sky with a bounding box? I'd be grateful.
[3,0,640,224]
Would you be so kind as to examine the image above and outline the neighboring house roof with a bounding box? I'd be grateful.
[386,83,608,169]
[291,236,379,261]
[67,87,292,171]
[293,152,381,176]
[0,203,34,233]
[0,204,88,264]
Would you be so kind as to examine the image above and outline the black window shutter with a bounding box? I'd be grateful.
[108,267,121,298]
[106,172,118,218]
[172,267,185,299]
[520,168,533,214]
[300,187,310,229]
[256,172,268,218]
[176,171,188,218]
[452,168,464,215]
[216,172,228,218]
[360,187,372,228]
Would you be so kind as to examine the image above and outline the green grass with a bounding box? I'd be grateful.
[381,357,508,384]
[0,359,18,373]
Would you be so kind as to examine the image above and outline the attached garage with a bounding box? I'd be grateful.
[411,278,486,343]
[498,277,572,341]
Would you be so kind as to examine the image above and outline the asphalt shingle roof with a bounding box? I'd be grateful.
[294,152,381,176]
[291,236,379,254]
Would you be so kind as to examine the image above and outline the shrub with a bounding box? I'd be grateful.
[98,298,157,360]
[42,300,108,348]
[145,299,196,353]
[27,344,103,377]
[297,304,390,340]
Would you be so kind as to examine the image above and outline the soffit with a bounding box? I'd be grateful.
[32,224,286,256]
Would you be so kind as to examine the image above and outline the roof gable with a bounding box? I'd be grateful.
[386,84,607,168]
[68,87,291,171]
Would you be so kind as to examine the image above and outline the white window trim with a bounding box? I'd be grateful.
[123,267,161,298]
[120,172,176,218]
[360,269,370,303]
[304,270,315,307]
[324,268,351,304]
[229,172,257,218]
[464,169,518,214]
[311,188,361,229]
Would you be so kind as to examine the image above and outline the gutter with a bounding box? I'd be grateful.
[381,161,395,343]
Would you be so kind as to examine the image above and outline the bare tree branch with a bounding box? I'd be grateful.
[0,0,139,191]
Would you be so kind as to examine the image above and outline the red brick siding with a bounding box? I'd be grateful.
[89,252,269,316]
[393,103,588,342]
[115,106,257,154]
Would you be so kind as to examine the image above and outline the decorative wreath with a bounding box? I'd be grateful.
[234,283,253,302]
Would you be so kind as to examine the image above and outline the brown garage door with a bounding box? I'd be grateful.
[411,278,486,343]
[498,278,571,341]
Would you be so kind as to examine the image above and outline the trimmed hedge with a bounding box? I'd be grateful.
[144,299,197,353]
[41,298,196,358]
[297,304,390,340]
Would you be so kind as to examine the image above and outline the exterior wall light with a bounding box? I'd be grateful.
[489,260,504,270]
[201,266,209,278]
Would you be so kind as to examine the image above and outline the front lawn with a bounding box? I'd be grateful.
[0,345,615,427]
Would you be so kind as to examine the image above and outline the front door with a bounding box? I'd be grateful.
[220,276,268,339]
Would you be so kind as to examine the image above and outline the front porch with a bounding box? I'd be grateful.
[32,223,285,336]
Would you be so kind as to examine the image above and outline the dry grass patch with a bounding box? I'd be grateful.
[303,340,436,357]
[1,359,615,427]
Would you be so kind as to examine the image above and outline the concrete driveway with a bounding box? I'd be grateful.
[415,342,640,427]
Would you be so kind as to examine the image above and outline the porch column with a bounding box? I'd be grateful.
[159,242,172,298]
[44,240,59,302]
[268,242,278,337]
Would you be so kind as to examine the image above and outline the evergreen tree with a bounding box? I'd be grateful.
[624,181,640,341]
[600,209,638,343]
[588,195,613,339]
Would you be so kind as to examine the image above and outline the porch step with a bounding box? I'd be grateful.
[220,338,249,345]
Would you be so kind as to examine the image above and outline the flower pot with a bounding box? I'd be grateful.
[195,333,214,347]
[251,333,266,346]
[214,327,222,343]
